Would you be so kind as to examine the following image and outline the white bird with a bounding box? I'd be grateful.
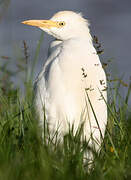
[22,11,107,161]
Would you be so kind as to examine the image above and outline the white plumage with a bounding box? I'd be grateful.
[22,11,107,159]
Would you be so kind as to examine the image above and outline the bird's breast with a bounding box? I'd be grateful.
[37,39,105,125]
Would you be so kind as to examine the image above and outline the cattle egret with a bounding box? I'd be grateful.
[22,11,107,162]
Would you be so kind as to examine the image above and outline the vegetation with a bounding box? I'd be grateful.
[0,32,131,180]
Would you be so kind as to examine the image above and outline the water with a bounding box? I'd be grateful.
[0,0,131,101]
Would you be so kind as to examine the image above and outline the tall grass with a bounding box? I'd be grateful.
[0,35,131,180]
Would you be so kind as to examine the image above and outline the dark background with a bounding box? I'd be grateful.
[0,0,131,92]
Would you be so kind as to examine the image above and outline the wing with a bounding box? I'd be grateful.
[83,64,107,151]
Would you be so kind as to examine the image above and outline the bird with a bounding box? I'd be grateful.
[22,11,107,162]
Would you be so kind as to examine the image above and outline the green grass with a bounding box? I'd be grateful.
[0,35,131,180]
[0,76,131,180]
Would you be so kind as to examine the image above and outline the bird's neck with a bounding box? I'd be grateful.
[61,34,94,53]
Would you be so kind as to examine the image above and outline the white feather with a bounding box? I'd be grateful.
[34,11,107,158]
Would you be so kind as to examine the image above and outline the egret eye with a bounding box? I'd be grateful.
[58,21,65,27]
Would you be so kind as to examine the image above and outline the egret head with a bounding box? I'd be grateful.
[22,11,90,40]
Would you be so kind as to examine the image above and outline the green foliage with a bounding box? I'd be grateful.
[0,78,131,180]
[0,35,131,179]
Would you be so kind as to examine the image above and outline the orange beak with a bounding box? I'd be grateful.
[21,20,59,29]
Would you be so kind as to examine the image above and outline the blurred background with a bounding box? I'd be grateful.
[0,0,131,96]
